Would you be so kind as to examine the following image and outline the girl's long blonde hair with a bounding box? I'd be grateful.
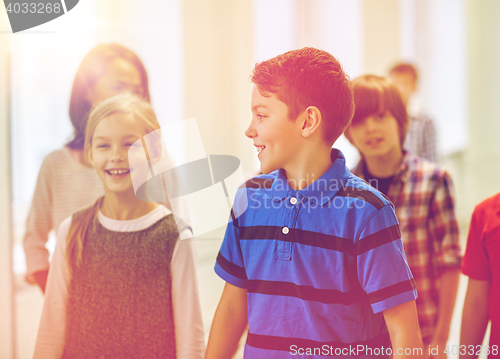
[66,94,161,276]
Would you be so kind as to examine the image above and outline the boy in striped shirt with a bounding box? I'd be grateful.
[206,48,423,358]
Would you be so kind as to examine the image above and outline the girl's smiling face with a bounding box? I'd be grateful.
[88,113,148,195]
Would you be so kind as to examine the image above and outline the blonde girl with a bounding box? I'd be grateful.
[23,44,189,293]
[24,43,150,292]
[33,94,204,359]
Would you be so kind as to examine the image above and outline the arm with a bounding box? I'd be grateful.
[170,233,205,359]
[205,282,248,359]
[428,268,460,357]
[427,170,461,351]
[459,201,492,359]
[23,155,54,291]
[459,279,490,359]
[384,300,423,358]
[33,217,72,359]
[356,204,421,354]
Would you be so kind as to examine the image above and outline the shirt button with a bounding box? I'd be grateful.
[290,197,298,205]
[282,227,289,235]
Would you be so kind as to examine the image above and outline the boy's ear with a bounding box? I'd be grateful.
[300,106,322,138]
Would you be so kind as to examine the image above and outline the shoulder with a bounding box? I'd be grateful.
[338,175,399,242]
[341,173,393,211]
[144,206,190,240]
[42,148,71,166]
[235,171,276,201]
[43,147,94,172]
[56,216,73,251]
[240,172,276,190]
[36,148,67,175]
[59,215,72,232]
[229,172,277,218]
[406,153,451,183]
[473,193,500,217]
[38,148,83,179]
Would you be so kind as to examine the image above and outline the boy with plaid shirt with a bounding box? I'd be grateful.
[345,75,462,353]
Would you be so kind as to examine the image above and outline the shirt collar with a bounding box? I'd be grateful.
[271,149,351,206]
[352,151,412,184]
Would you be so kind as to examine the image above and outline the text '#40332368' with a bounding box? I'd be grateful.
[4,0,79,33]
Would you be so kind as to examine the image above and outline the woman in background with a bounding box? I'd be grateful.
[23,43,182,292]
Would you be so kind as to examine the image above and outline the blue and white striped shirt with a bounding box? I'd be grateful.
[215,149,417,358]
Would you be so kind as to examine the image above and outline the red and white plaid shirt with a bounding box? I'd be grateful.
[353,151,462,342]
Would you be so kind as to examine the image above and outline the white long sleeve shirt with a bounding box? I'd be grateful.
[33,205,205,359]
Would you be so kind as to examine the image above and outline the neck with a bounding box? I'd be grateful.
[285,146,333,191]
[363,148,404,178]
[100,190,158,220]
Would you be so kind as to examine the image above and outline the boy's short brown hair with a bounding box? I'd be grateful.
[251,47,354,145]
[345,75,408,146]
[389,63,418,82]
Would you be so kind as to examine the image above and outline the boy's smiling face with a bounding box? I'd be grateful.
[246,86,303,174]
[347,111,402,160]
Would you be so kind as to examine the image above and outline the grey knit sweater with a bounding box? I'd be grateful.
[62,212,184,359]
